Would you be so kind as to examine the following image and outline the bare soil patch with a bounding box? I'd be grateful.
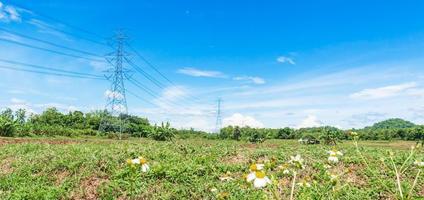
[71,176,108,200]
[0,157,14,174]
[221,153,246,164]
[54,170,70,186]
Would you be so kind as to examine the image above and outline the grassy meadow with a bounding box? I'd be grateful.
[0,137,423,200]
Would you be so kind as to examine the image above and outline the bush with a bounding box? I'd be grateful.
[0,117,15,137]
[319,127,344,145]
[232,126,241,141]
[246,129,265,143]
[277,127,294,139]
[150,122,175,141]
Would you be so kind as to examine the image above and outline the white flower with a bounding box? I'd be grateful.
[283,169,291,175]
[141,163,150,172]
[327,150,343,157]
[414,160,424,167]
[253,171,271,188]
[127,158,140,165]
[127,156,150,172]
[289,155,304,164]
[328,156,339,163]
[246,172,256,182]
[210,188,218,193]
[289,154,304,169]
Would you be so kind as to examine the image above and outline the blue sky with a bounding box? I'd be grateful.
[1,0,424,131]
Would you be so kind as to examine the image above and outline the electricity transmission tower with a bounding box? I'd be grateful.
[215,98,222,133]
[99,31,130,139]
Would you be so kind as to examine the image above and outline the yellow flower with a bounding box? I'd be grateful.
[249,163,265,172]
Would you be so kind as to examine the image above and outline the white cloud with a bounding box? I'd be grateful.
[345,112,387,127]
[152,86,190,109]
[233,76,265,85]
[277,56,295,65]
[0,2,21,23]
[223,113,264,128]
[27,19,70,40]
[350,82,417,100]
[10,97,25,104]
[89,61,109,72]
[104,90,124,100]
[162,86,187,100]
[297,115,323,128]
[177,67,226,78]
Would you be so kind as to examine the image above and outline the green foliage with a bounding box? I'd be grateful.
[0,116,15,137]
[232,126,241,141]
[150,122,175,141]
[319,126,344,145]
[277,127,294,139]
[0,138,422,199]
[370,118,416,129]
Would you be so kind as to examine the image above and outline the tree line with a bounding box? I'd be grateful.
[218,118,424,143]
[0,107,178,141]
[1,107,423,143]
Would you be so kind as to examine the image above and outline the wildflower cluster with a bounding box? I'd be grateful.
[327,148,343,164]
[126,156,150,172]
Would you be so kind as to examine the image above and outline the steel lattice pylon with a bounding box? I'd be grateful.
[99,31,129,138]
[215,98,222,133]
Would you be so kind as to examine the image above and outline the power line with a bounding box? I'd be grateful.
[125,57,166,89]
[0,58,103,78]
[125,89,157,107]
[8,1,109,46]
[0,38,105,62]
[127,43,175,85]
[126,77,184,108]
[127,77,161,99]
[0,64,105,80]
[126,47,205,104]
[0,27,103,58]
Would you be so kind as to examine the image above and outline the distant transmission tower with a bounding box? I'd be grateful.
[99,30,130,139]
[215,98,222,133]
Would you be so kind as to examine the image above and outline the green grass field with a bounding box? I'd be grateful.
[0,137,423,200]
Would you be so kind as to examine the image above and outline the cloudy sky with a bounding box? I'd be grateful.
[1,0,424,132]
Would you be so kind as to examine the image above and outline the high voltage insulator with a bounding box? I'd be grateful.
[99,30,130,139]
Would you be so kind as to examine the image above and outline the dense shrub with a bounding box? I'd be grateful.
[0,117,15,137]
[150,122,175,141]
[277,127,295,139]
[319,127,345,145]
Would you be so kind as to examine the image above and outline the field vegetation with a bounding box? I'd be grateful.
[0,107,423,199]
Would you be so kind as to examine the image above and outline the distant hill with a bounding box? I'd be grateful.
[368,118,416,129]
